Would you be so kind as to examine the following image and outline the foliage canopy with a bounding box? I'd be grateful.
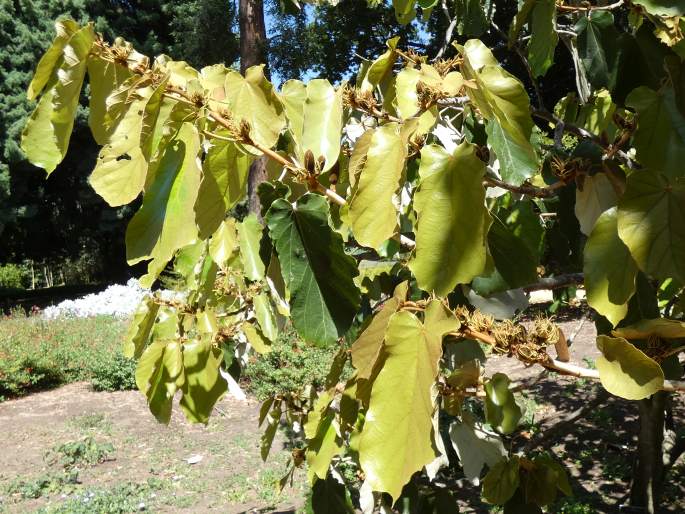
[19,0,685,511]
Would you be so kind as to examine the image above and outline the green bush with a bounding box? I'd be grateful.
[0,314,129,398]
[0,263,30,290]
[90,352,137,392]
[243,327,346,401]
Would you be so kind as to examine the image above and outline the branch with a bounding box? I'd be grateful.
[522,273,584,292]
[532,109,637,168]
[483,176,566,198]
[434,0,458,60]
[556,0,624,12]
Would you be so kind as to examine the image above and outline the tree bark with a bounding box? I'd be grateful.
[630,391,668,513]
[239,0,269,217]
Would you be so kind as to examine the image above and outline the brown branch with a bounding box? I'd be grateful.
[556,0,624,12]
[522,273,584,292]
[483,176,566,198]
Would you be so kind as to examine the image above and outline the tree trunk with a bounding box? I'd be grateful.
[239,0,269,217]
[630,391,668,513]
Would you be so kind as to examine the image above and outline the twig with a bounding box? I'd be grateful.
[435,0,458,60]
[483,176,566,198]
[522,273,584,292]
[556,0,624,12]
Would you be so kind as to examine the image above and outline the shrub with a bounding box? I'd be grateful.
[243,327,346,401]
[0,314,129,398]
[0,263,30,290]
[90,352,137,392]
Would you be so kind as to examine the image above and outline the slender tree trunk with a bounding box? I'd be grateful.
[630,391,667,513]
[239,0,269,217]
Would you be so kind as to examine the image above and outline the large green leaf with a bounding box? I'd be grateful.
[358,301,457,501]
[87,56,133,144]
[409,142,490,296]
[472,214,539,296]
[280,79,343,172]
[123,296,160,359]
[575,11,620,90]
[237,213,266,281]
[135,341,184,424]
[348,123,406,249]
[89,79,168,206]
[223,65,285,150]
[266,193,360,346]
[21,24,95,175]
[613,318,685,340]
[627,86,685,180]
[126,123,202,265]
[527,0,558,78]
[596,335,664,400]
[27,19,80,100]
[459,39,534,151]
[393,0,416,24]
[195,138,253,238]
[617,171,685,283]
[306,410,343,482]
[584,208,638,327]
[482,457,521,505]
[575,173,618,236]
[350,281,408,379]
[486,121,538,186]
[179,338,227,423]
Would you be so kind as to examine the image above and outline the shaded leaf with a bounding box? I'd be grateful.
[617,171,685,283]
[266,193,360,346]
[179,338,228,423]
[484,373,522,434]
[584,207,637,326]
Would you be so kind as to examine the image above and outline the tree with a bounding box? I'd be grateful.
[18,1,685,512]
[0,0,240,279]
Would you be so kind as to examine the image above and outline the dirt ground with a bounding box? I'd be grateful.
[1,312,684,514]
[0,385,306,513]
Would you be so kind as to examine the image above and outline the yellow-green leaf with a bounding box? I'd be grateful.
[358,301,457,501]
[409,142,490,295]
[348,123,406,249]
[135,341,184,424]
[280,79,343,172]
[350,281,408,379]
[612,318,685,340]
[224,65,285,150]
[584,208,637,327]
[125,123,202,265]
[195,138,253,238]
[179,338,227,423]
[89,79,168,206]
[459,39,534,151]
[617,171,685,283]
[596,335,664,400]
[87,56,133,144]
[27,19,80,100]
[21,24,95,174]
[123,296,160,359]
[237,213,266,281]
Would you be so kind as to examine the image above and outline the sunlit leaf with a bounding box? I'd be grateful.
[358,301,457,501]
[179,337,227,423]
[410,142,490,295]
[596,335,664,400]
